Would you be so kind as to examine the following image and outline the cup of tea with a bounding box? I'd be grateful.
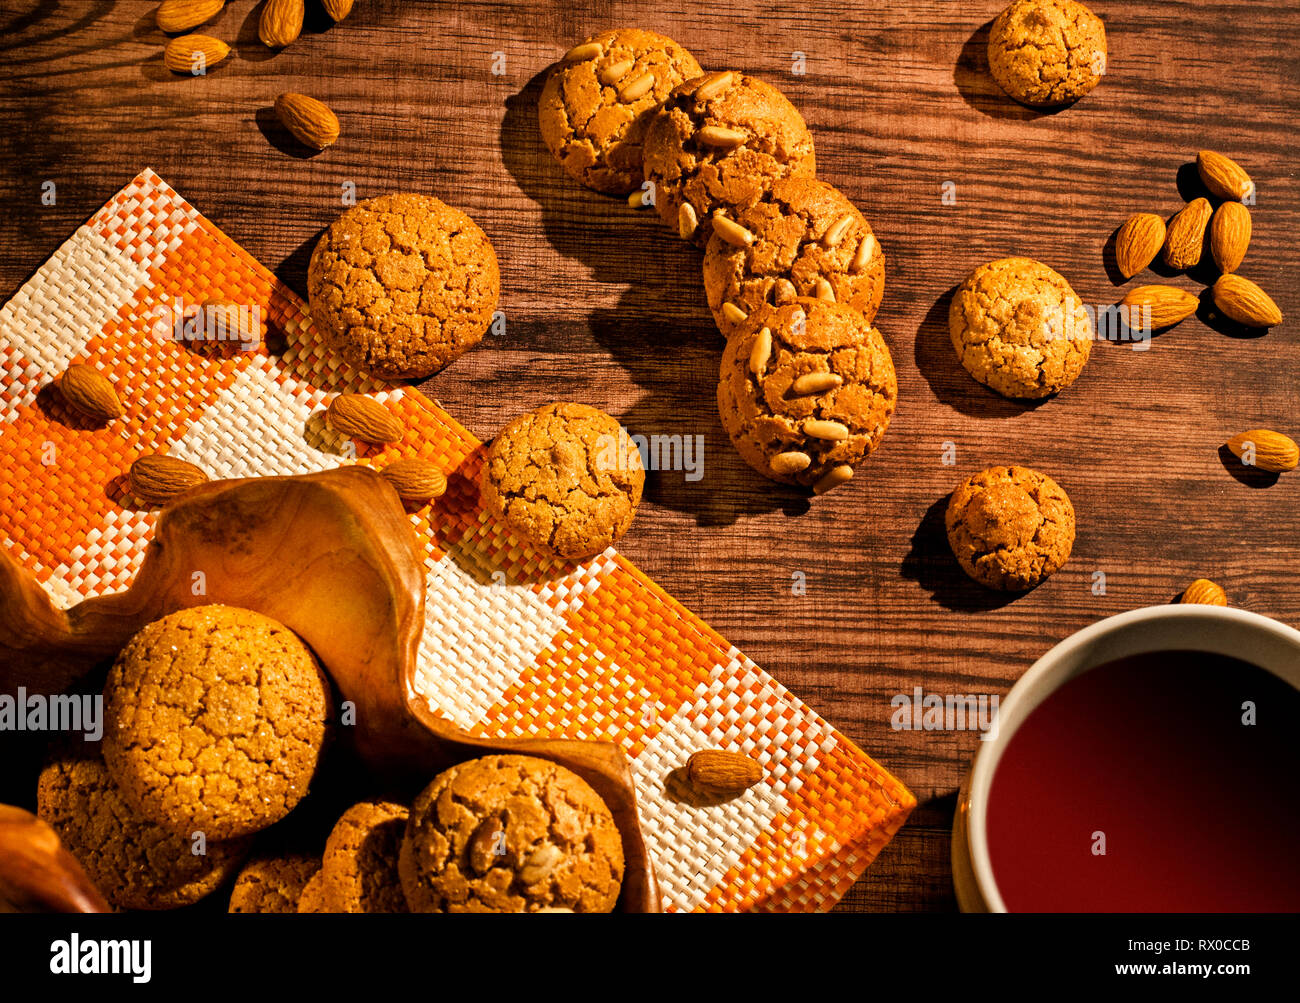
[952,604,1300,912]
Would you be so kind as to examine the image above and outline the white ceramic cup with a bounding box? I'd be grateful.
[952,604,1300,912]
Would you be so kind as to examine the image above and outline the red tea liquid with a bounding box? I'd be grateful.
[985,651,1300,912]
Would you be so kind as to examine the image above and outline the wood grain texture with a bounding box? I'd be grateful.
[2,1,1297,912]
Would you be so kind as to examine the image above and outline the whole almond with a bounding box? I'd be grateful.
[59,364,124,422]
[274,92,340,150]
[1180,579,1227,606]
[163,34,230,74]
[1212,274,1282,328]
[1114,213,1166,279]
[1209,202,1251,274]
[128,454,209,505]
[1225,429,1298,473]
[1162,198,1212,270]
[381,457,447,506]
[322,0,353,20]
[1119,285,1199,330]
[326,394,402,444]
[686,749,762,794]
[155,0,224,33]
[259,0,304,48]
[1197,150,1253,202]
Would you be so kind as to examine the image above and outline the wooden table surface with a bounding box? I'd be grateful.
[2,1,1297,912]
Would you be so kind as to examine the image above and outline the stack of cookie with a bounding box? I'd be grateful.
[540,30,896,495]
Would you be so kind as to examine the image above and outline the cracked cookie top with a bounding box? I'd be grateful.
[228,853,321,913]
[320,799,409,913]
[643,71,816,248]
[481,402,645,561]
[987,0,1107,107]
[703,177,885,339]
[397,754,625,913]
[717,299,896,493]
[103,605,332,841]
[945,465,1075,590]
[949,256,1092,400]
[38,745,249,911]
[307,193,500,381]
[538,29,702,195]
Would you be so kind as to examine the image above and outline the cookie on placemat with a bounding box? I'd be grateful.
[228,853,321,914]
[102,605,332,841]
[398,754,624,913]
[643,71,816,248]
[987,0,1107,107]
[949,256,1092,400]
[307,193,500,380]
[37,747,248,911]
[539,29,702,195]
[481,402,645,561]
[945,465,1075,590]
[703,177,884,339]
[717,299,897,494]
[319,799,409,913]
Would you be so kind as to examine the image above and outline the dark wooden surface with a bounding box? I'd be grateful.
[2,1,1297,912]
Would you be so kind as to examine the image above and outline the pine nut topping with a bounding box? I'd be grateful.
[749,326,772,375]
[619,72,655,101]
[804,419,849,441]
[678,202,698,239]
[852,233,877,272]
[823,214,854,247]
[771,451,813,475]
[599,58,634,84]
[694,71,735,101]
[813,464,854,494]
[791,372,843,395]
[722,302,748,325]
[712,213,755,247]
[564,41,603,62]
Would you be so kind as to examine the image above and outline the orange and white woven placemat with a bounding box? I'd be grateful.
[0,169,914,912]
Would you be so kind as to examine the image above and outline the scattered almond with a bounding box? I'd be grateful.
[1162,198,1212,270]
[322,0,353,21]
[1212,274,1282,327]
[155,0,224,33]
[1180,579,1227,606]
[1225,429,1298,473]
[59,364,124,422]
[162,33,230,74]
[259,0,304,48]
[129,454,209,506]
[1197,150,1253,202]
[1120,285,1199,330]
[381,457,447,506]
[1209,202,1251,274]
[274,92,340,150]
[1114,212,1166,279]
[326,394,403,444]
[686,749,762,794]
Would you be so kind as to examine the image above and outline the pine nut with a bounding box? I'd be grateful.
[823,213,854,247]
[771,451,812,475]
[722,302,748,325]
[749,326,771,375]
[790,372,843,395]
[712,213,755,247]
[813,464,854,494]
[852,233,877,273]
[599,58,633,85]
[815,278,836,302]
[697,125,747,149]
[619,72,655,101]
[678,201,698,239]
[627,189,649,208]
[804,419,849,441]
[694,71,734,101]
[564,41,603,62]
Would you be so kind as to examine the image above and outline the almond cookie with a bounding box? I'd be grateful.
[37,746,249,911]
[228,853,321,914]
[717,299,897,493]
[539,29,702,195]
[643,71,816,248]
[949,257,1092,400]
[945,465,1075,590]
[398,755,624,913]
[988,0,1107,107]
[103,605,332,841]
[703,177,884,339]
[481,402,645,561]
[319,799,409,913]
[307,193,500,380]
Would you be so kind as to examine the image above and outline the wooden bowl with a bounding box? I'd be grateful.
[0,467,659,913]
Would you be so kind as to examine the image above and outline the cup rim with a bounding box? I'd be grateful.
[966,603,1300,913]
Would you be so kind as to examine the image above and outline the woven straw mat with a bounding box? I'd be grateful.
[0,169,915,912]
